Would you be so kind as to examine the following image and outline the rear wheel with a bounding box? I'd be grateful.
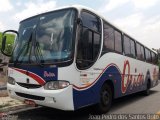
[95,84,112,113]
[143,80,151,96]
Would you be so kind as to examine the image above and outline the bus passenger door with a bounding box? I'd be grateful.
[75,10,102,105]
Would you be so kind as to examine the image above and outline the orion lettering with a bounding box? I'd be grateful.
[44,71,55,78]
[121,60,144,93]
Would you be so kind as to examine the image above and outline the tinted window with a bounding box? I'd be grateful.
[14,9,76,64]
[94,33,101,58]
[115,30,122,53]
[136,43,145,61]
[124,36,131,56]
[151,52,158,64]
[81,12,101,32]
[103,23,114,51]
[77,12,101,69]
[141,46,145,60]
[136,43,141,60]
[145,48,152,62]
[77,28,93,61]
[130,39,136,58]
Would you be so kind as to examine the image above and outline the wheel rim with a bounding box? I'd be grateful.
[101,90,110,106]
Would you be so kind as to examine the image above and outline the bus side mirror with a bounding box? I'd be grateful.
[1,30,18,57]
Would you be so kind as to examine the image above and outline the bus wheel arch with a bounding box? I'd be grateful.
[95,80,114,113]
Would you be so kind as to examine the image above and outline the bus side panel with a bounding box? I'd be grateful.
[150,66,159,88]
[73,65,122,110]
[73,53,159,110]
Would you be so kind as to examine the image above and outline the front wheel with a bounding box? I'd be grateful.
[95,84,112,113]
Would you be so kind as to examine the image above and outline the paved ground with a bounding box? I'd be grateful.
[0,72,29,114]
[0,73,6,87]
[0,97,28,113]
[6,84,160,120]
[0,73,7,97]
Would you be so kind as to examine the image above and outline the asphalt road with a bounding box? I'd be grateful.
[11,84,160,120]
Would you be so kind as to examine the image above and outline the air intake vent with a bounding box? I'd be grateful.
[17,82,42,89]
[15,92,45,101]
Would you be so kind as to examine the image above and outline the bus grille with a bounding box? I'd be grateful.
[15,92,45,101]
[17,82,42,89]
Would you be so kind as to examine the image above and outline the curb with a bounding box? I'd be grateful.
[8,106,41,115]
[0,104,30,113]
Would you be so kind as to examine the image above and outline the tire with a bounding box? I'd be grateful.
[95,84,113,114]
[143,80,150,96]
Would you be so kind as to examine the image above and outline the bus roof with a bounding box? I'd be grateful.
[20,5,157,54]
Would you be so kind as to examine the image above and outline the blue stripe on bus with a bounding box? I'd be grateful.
[73,64,148,110]
[73,65,122,110]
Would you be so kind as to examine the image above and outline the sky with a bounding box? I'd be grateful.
[0,0,160,49]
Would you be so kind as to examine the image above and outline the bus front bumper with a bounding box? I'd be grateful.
[7,83,74,111]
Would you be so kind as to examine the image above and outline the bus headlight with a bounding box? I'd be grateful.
[8,77,15,85]
[44,81,70,90]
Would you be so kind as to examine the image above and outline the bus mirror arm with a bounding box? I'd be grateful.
[77,18,83,26]
[0,59,2,63]
[0,62,8,67]
[1,36,6,52]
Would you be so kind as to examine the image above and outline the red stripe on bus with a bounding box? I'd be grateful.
[13,68,46,85]
[73,63,121,90]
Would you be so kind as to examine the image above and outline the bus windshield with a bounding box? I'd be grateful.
[12,9,76,64]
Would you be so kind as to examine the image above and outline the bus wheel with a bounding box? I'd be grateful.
[143,80,150,96]
[96,84,112,113]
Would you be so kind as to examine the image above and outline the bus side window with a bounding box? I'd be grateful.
[136,43,145,61]
[151,52,158,64]
[151,52,154,64]
[124,35,131,57]
[156,55,159,64]
[141,45,145,61]
[76,11,101,69]
[130,39,136,58]
[115,30,122,53]
[145,48,152,63]
[123,35,136,58]
[103,23,114,52]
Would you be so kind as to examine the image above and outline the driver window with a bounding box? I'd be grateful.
[77,11,101,69]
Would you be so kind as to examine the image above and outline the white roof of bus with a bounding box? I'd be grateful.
[22,5,157,54]
[72,5,157,53]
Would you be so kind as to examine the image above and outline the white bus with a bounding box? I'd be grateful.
[1,5,159,113]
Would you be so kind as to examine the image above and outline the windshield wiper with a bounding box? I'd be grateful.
[14,33,32,66]
[33,41,44,67]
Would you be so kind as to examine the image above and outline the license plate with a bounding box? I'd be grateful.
[24,99,37,107]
